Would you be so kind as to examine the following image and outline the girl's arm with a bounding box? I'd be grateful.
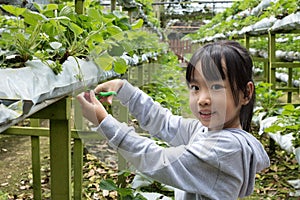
[114,80,203,146]
[78,79,203,145]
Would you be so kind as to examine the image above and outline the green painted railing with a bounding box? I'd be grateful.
[243,30,300,105]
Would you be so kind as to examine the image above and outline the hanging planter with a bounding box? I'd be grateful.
[0,56,118,125]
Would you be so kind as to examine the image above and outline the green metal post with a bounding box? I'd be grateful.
[30,119,42,200]
[112,70,130,188]
[49,98,72,199]
[268,32,276,153]
[73,138,83,199]
[112,99,128,188]
[268,32,276,88]
[75,0,84,14]
[244,34,250,49]
[73,99,84,200]
[138,65,144,87]
[148,63,152,84]
[111,0,116,12]
[288,68,292,103]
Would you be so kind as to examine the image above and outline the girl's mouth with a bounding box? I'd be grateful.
[199,111,215,119]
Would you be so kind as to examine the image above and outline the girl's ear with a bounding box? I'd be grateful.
[242,82,254,105]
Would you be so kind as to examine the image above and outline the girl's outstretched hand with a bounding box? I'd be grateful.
[76,79,124,126]
[94,79,124,104]
[77,90,108,126]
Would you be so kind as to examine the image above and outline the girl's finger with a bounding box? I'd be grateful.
[77,92,87,104]
[90,90,101,105]
[107,95,113,104]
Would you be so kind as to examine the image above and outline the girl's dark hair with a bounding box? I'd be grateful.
[186,40,255,132]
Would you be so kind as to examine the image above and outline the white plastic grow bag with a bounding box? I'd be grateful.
[270,12,300,32]
[0,56,117,125]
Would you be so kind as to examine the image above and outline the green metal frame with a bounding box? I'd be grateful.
[2,98,107,199]
[244,32,300,105]
[268,31,300,104]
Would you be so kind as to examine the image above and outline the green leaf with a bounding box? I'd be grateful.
[45,4,59,11]
[108,45,124,56]
[87,8,102,22]
[131,19,143,30]
[59,6,74,17]
[117,187,134,197]
[50,16,71,22]
[116,18,131,31]
[22,10,47,26]
[264,125,285,133]
[112,11,129,20]
[32,2,43,13]
[1,5,26,17]
[282,104,295,115]
[286,125,299,130]
[68,22,83,36]
[113,58,127,74]
[94,52,114,71]
[99,179,117,190]
[106,26,123,36]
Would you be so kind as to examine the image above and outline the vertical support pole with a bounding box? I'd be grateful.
[73,99,83,200]
[269,32,276,88]
[116,102,128,188]
[49,98,72,200]
[111,0,116,12]
[75,0,84,14]
[112,71,130,188]
[73,139,83,200]
[263,60,268,82]
[148,63,152,84]
[138,65,144,87]
[288,68,292,103]
[268,32,276,153]
[31,119,42,200]
[244,34,250,49]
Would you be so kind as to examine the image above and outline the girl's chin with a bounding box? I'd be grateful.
[199,121,224,130]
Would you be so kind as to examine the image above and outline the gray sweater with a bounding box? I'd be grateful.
[97,80,270,200]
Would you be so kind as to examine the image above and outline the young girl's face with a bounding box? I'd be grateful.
[188,65,246,130]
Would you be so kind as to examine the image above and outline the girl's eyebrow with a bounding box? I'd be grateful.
[188,79,198,84]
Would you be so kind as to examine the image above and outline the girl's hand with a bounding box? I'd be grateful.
[77,90,108,126]
[94,79,124,104]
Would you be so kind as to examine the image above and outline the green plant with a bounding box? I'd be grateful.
[141,52,188,116]
[264,104,300,148]
[255,82,284,116]
[99,178,147,200]
[0,190,8,200]
[0,2,165,76]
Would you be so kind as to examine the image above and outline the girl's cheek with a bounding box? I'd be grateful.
[189,97,198,111]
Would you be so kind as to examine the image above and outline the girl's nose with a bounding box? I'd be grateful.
[197,91,211,106]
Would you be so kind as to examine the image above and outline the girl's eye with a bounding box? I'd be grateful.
[190,85,199,91]
[211,84,224,90]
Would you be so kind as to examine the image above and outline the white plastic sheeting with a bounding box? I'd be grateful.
[270,12,300,32]
[0,56,117,125]
[259,115,300,165]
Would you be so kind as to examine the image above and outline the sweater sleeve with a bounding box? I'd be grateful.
[115,80,204,146]
[97,117,244,199]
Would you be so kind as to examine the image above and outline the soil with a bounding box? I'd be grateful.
[0,133,50,197]
[0,124,118,199]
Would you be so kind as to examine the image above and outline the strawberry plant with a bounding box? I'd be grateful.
[0,2,165,75]
[264,104,300,148]
[255,82,284,116]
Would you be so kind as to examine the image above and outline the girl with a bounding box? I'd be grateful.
[77,40,270,199]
